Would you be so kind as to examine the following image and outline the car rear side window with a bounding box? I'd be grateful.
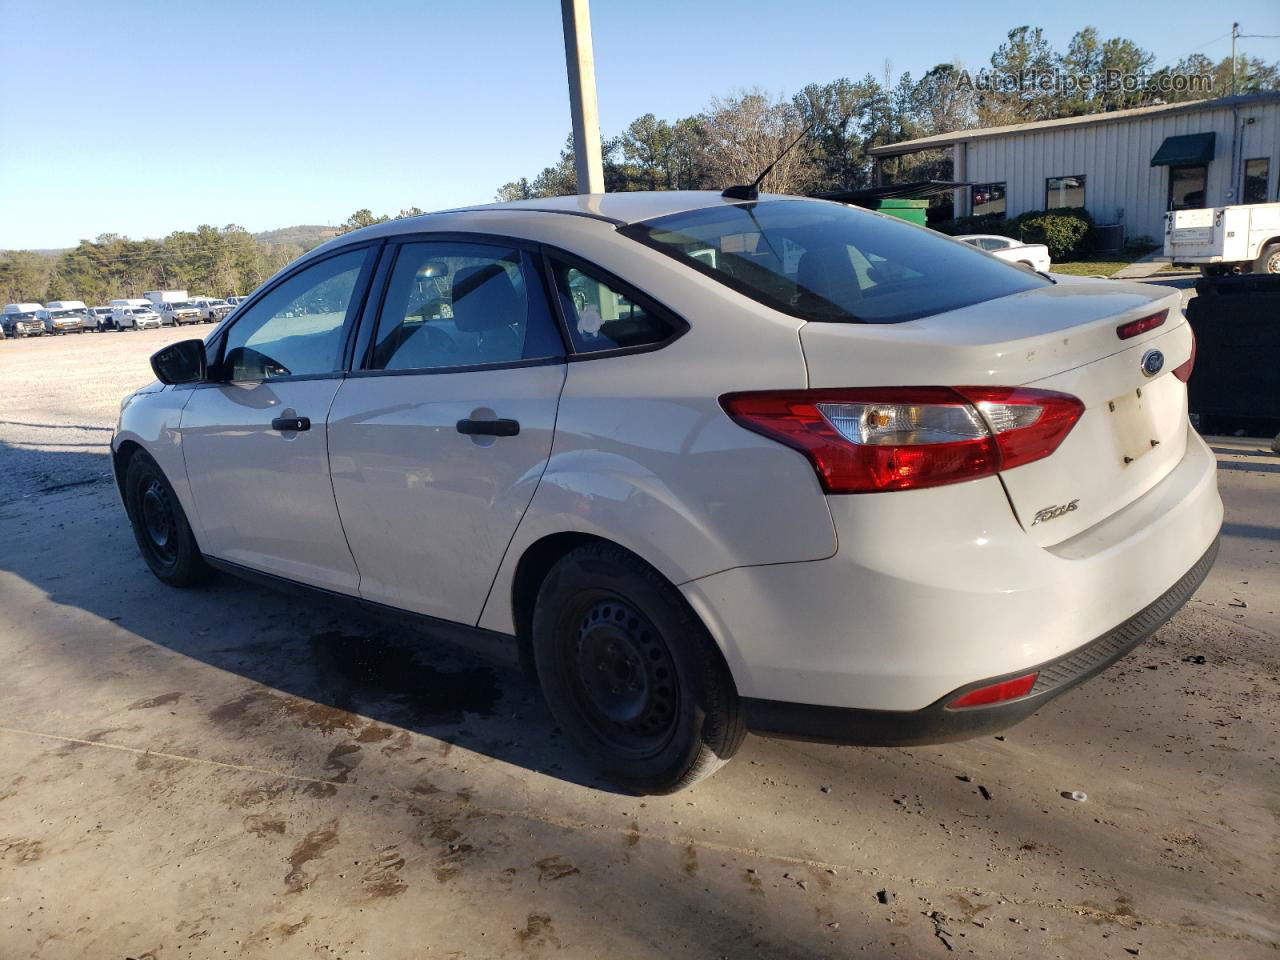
[620,200,1048,325]
[367,242,562,372]
[547,258,681,353]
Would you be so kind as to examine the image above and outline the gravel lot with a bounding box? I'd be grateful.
[1,327,1277,959]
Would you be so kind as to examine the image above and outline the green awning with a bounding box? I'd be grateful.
[1151,132,1215,167]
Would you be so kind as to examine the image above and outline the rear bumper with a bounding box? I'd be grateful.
[743,536,1218,745]
[682,423,1223,712]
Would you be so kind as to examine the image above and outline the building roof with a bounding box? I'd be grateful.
[868,92,1280,158]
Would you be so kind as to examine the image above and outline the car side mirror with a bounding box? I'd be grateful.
[150,338,207,385]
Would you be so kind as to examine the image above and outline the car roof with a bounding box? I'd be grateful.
[335,190,805,240]
[955,234,1011,242]
[287,191,836,282]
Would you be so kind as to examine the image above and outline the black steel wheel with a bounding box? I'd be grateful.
[125,452,209,587]
[532,542,745,794]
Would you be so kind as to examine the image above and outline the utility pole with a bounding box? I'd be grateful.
[1231,22,1239,96]
[561,0,605,194]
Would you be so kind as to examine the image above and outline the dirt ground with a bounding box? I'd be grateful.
[1,327,1277,960]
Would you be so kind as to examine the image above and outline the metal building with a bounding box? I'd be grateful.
[869,92,1280,243]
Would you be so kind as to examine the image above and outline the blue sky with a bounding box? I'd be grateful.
[1,0,1276,248]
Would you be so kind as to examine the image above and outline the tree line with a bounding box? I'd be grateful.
[0,226,314,307]
[495,25,1280,199]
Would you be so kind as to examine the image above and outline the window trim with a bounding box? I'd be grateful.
[540,246,691,362]
[970,181,1007,220]
[349,234,567,377]
[205,241,383,385]
[1044,174,1086,211]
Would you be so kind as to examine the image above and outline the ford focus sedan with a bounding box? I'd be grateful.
[113,192,1221,793]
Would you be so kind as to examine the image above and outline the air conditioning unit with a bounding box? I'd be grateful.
[1094,223,1125,254]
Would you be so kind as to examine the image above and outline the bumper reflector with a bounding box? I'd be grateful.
[946,672,1038,709]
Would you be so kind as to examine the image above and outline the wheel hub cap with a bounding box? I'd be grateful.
[575,600,677,738]
[141,480,176,561]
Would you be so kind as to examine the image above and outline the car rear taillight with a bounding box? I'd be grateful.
[1173,327,1196,382]
[1116,309,1167,340]
[945,672,1038,709]
[720,387,1084,493]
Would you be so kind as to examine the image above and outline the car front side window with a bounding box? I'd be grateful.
[218,247,369,381]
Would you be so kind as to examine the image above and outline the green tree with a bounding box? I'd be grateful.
[979,26,1057,125]
[337,209,391,235]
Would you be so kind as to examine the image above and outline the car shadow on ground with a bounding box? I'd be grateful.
[0,438,620,794]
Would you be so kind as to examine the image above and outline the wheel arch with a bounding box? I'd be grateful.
[508,531,627,681]
[112,438,145,507]
[505,531,741,692]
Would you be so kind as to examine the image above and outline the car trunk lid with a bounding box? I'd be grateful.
[800,278,1193,544]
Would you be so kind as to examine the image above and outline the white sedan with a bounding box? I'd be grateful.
[956,233,1052,272]
[115,191,1219,793]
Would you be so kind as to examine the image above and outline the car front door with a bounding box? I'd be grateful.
[327,239,566,624]
[180,245,377,593]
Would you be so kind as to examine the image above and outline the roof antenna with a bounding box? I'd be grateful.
[722,121,817,201]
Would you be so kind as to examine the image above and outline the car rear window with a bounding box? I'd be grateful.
[620,200,1049,324]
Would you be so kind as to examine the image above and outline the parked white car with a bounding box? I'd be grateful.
[193,297,233,323]
[112,304,162,331]
[956,234,1052,272]
[115,192,1220,793]
[154,300,203,326]
[84,306,116,331]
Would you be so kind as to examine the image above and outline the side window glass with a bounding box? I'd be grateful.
[549,259,678,353]
[221,248,368,381]
[369,242,561,371]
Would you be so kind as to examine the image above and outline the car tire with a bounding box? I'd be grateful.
[1256,243,1280,276]
[124,452,209,588]
[531,542,745,794]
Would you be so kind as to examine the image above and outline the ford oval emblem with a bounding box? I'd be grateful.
[1141,349,1164,377]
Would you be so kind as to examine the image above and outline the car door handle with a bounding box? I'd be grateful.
[271,416,311,432]
[456,418,520,437]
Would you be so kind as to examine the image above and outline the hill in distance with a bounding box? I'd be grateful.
[11,223,339,257]
[252,225,339,249]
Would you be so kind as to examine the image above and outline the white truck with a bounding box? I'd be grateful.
[144,289,188,306]
[110,298,161,331]
[1163,202,1280,275]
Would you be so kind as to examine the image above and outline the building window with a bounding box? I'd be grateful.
[1045,176,1085,210]
[971,182,1006,219]
[1243,158,1270,204]
[1168,165,1207,210]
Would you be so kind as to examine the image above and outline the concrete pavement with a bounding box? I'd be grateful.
[0,331,1276,959]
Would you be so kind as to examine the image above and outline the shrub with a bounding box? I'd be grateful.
[1016,208,1094,260]
[936,207,1095,260]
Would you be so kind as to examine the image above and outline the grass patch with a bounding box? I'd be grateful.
[1051,246,1159,277]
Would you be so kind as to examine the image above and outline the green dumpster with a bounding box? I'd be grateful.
[872,198,929,226]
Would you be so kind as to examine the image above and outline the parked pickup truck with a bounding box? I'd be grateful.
[154,300,203,326]
[2,303,46,338]
[955,235,1052,273]
[193,297,233,323]
[1162,202,1280,275]
[40,307,88,334]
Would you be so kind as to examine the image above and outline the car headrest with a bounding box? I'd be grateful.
[795,246,862,312]
[451,264,523,332]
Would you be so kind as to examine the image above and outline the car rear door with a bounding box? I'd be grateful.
[327,238,566,625]
[179,244,378,593]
